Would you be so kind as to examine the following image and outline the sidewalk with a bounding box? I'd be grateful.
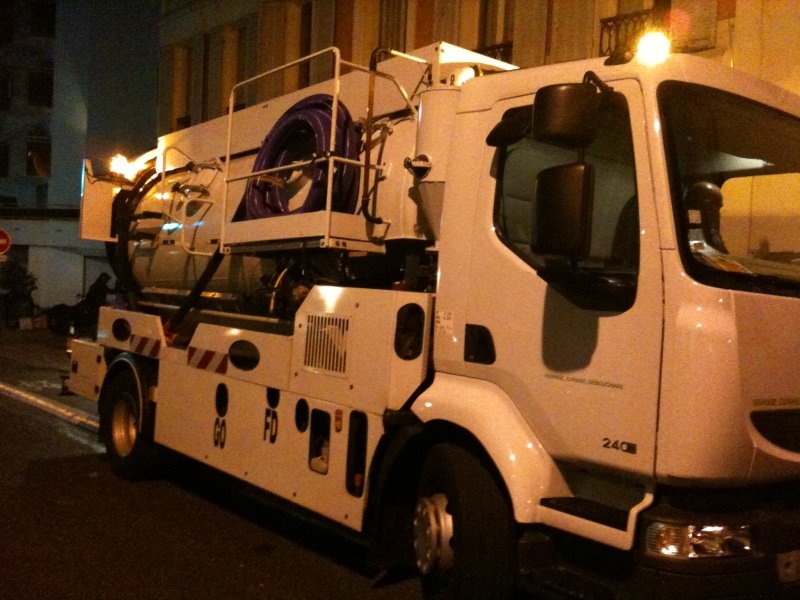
[0,325,99,429]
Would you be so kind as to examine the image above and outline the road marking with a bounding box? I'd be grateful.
[0,382,99,432]
[19,379,64,392]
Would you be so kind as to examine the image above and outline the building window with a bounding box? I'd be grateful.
[234,19,259,108]
[599,9,652,57]
[299,1,313,88]
[433,0,459,43]
[35,182,48,207]
[200,33,211,122]
[0,69,10,111]
[296,0,335,88]
[0,4,14,46]
[479,0,514,62]
[26,138,50,177]
[30,0,56,38]
[170,44,191,130]
[0,143,9,177]
[28,68,53,107]
[380,0,407,51]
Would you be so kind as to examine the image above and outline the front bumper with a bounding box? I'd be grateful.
[517,486,800,599]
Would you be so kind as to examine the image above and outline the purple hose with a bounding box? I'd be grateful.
[244,94,361,219]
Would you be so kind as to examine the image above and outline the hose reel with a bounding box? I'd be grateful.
[243,94,361,219]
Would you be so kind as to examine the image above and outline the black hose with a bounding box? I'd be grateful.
[165,248,225,334]
[109,165,197,310]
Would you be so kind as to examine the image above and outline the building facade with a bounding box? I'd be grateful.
[0,0,158,314]
[157,0,800,140]
[2,0,800,316]
[0,0,55,211]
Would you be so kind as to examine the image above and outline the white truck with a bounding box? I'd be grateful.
[69,37,800,598]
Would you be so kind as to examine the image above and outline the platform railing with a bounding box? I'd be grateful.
[219,47,420,253]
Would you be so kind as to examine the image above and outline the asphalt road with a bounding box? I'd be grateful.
[0,357,422,599]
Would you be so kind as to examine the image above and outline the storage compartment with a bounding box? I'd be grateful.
[67,338,106,401]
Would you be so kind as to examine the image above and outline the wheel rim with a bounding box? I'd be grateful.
[413,492,454,575]
[110,396,138,457]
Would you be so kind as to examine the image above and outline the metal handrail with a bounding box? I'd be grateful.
[158,146,220,257]
[219,46,420,250]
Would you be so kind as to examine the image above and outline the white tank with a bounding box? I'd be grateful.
[117,111,423,302]
[122,160,268,298]
[412,87,461,239]
[82,43,518,303]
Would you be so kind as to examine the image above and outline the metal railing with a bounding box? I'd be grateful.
[220,46,419,251]
[476,42,513,63]
[599,9,654,57]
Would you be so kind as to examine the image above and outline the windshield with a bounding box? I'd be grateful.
[659,81,800,294]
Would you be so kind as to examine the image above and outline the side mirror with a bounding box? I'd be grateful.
[531,163,635,312]
[533,83,603,147]
[532,163,594,258]
[486,72,612,149]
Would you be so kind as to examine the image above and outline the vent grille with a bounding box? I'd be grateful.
[304,314,350,375]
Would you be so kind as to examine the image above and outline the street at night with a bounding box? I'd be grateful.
[5,1,800,598]
[0,328,421,599]
[0,394,422,600]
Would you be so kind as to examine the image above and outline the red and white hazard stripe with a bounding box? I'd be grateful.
[130,334,161,358]
[188,346,228,374]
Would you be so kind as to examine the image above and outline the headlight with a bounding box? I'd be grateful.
[645,522,754,559]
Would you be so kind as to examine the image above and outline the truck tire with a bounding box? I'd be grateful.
[413,443,515,599]
[101,366,159,480]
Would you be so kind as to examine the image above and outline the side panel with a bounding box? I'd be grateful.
[156,361,380,528]
[289,286,433,412]
[658,255,800,483]
[150,286,432,530]
[435,78,663,477]
[67,338,106,401]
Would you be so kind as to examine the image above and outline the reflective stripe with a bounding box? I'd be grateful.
[188,346,228,374]
[130,334,161,358]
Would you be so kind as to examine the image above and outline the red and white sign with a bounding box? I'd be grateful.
[0,229,11,255]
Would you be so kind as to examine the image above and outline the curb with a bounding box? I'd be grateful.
[0,381,99,432]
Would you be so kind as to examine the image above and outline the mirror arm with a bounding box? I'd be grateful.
[583,70,614,96]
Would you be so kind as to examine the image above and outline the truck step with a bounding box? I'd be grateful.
[540,497,628,531]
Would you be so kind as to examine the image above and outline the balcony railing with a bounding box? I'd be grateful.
[599,9,654,57]
[476,42,513,64]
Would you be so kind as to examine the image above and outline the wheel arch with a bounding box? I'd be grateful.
[363,415,515,573]
[366,418,512,533]
[408,372,566,524]
[98,352,156,436]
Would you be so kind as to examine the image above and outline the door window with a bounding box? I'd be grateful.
[493,94,639,279]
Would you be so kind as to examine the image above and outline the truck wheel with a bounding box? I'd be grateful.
[413,443,515,599]
[101,367,159,480]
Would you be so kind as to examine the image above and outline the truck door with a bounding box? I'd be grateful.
[437,78,663,477]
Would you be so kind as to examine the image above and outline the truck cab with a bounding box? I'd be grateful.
[421,48,800,597]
